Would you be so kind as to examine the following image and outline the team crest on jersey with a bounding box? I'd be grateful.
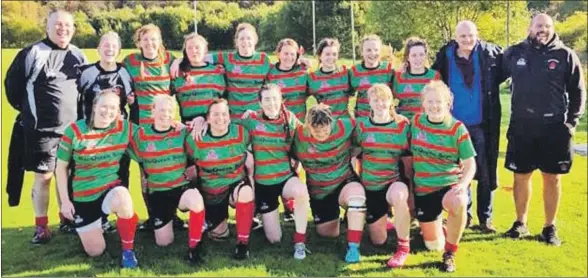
[516,58,526,66]
[417,131,427,141]
[366,133,376,143]
[142,68,151,77]
[256,123,267,132]
[207,150,218,160]
[403,84,414,93]
[232,65,243,74]
[320,81,330,89]
[277,80,286,88]
[167,138,174,148]
[86,140,98,149]
[147,142,156,152]
[308,146,317,154]
[360,77,370,86]
[547,59,559,70]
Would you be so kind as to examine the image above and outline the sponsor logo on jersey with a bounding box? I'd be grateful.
[516,58,526,66]
[207,150,218,160]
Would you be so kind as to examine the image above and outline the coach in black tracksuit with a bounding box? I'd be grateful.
[502,14,586,246]
[4,10,87,244]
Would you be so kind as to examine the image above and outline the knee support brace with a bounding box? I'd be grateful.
[346,195,366,212]
[424,236,445,251]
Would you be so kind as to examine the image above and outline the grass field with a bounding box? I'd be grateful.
[1,48,587,277]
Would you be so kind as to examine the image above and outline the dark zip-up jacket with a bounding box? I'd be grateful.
[503,35,586,127]
[432,40,506,190]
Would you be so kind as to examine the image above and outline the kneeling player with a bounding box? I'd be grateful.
[293,104,366,263]
[354,84,411,268]
[411,81,476,272]
[56,91,139,268]
[186,99,255,260]
[129,95,206,264]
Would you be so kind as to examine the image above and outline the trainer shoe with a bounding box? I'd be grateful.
[234,243,250,260]
[31,226,52,244]
[344,243,361,263]
[121,250,138,269]
[283,211,295,223]
[386,250,409,268]
[186,244,205,265]
[59,220,77,234]
[541,224,562,246]
[293,242,309,260]
[252,214,263,231]
[504,221,530,239]
[442,251,456,272]
[173,215,188,230]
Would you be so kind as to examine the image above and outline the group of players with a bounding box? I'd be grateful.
[5,10,585,273]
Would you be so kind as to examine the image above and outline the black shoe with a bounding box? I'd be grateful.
[138,218,153,232]
[59,220,77,234]
[442,251,456,272]
[252,215,263,231]
[234,243,250,260]
[541,225,562,246]
[173,215,188,230]
[186,244,205,265]
[283,211,295,222]
[31,226,52,244]
[504,221,530,239]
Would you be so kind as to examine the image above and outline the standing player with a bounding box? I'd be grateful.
[354,84,411,268]
[411,81,476,272]
[240,84,310,259]
[172,33,226,124]
[129,95,206,264]
[308,38,354,119]
[394,37,441,120]
[55,91,139,268]
[349,35,394,118]
[185,99,255,260]
[123,24,184,231]
[292,104,366,263]
[4,10,88,243]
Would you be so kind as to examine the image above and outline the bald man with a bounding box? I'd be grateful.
[432,20,507,234]
[5,9,88,244]
[502,13,586,246]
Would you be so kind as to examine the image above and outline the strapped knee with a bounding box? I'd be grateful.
[424,236,445,251]
[346,195,366,212]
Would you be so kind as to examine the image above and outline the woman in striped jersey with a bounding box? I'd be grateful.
[240,84,310,260]
[349,35,394,118]
[292,104,366,263]
[308,38,354,119]
[55,91,139,268]
[354,84,412,268]
[411,81,476,272]
[172,33,226,125]
[128,95,206,265]
[123,24,185,231]
[393,37,441,120]
[185,99,255,260]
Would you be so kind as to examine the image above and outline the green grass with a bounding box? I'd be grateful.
[1,49,587,277]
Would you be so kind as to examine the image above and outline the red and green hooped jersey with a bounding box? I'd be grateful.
[354,117,409,191]
[392,69,440,120]
[128,125,190,192]
[123,52,175,125]
[171,63,226,122]
[308,66,353,119]
[265,64,309,121]
[57,119,134,202]
[185,123,250,204]
[293,118,356,199]
[410,113,476,196]
[211,51,271,119]
[349,62,394,118]
[241,110,300,186]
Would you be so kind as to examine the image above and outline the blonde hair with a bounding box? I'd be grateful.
[359,34,382,57]
[152,94,177,112]
[98,31,122,57]
[133,24,167,79]
[89,90,120,129]
[234,23,258,48]
[367,84,401,122]
[422,81,454,125]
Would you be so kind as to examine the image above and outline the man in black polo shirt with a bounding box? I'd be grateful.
[5,10,87,244]
[502,13,586,246]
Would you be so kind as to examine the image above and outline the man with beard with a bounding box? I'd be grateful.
[5,10,87,244]
[502,13,586,246]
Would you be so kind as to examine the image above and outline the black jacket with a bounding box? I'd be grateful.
[432,40,506,189]
[503,35,586,127]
